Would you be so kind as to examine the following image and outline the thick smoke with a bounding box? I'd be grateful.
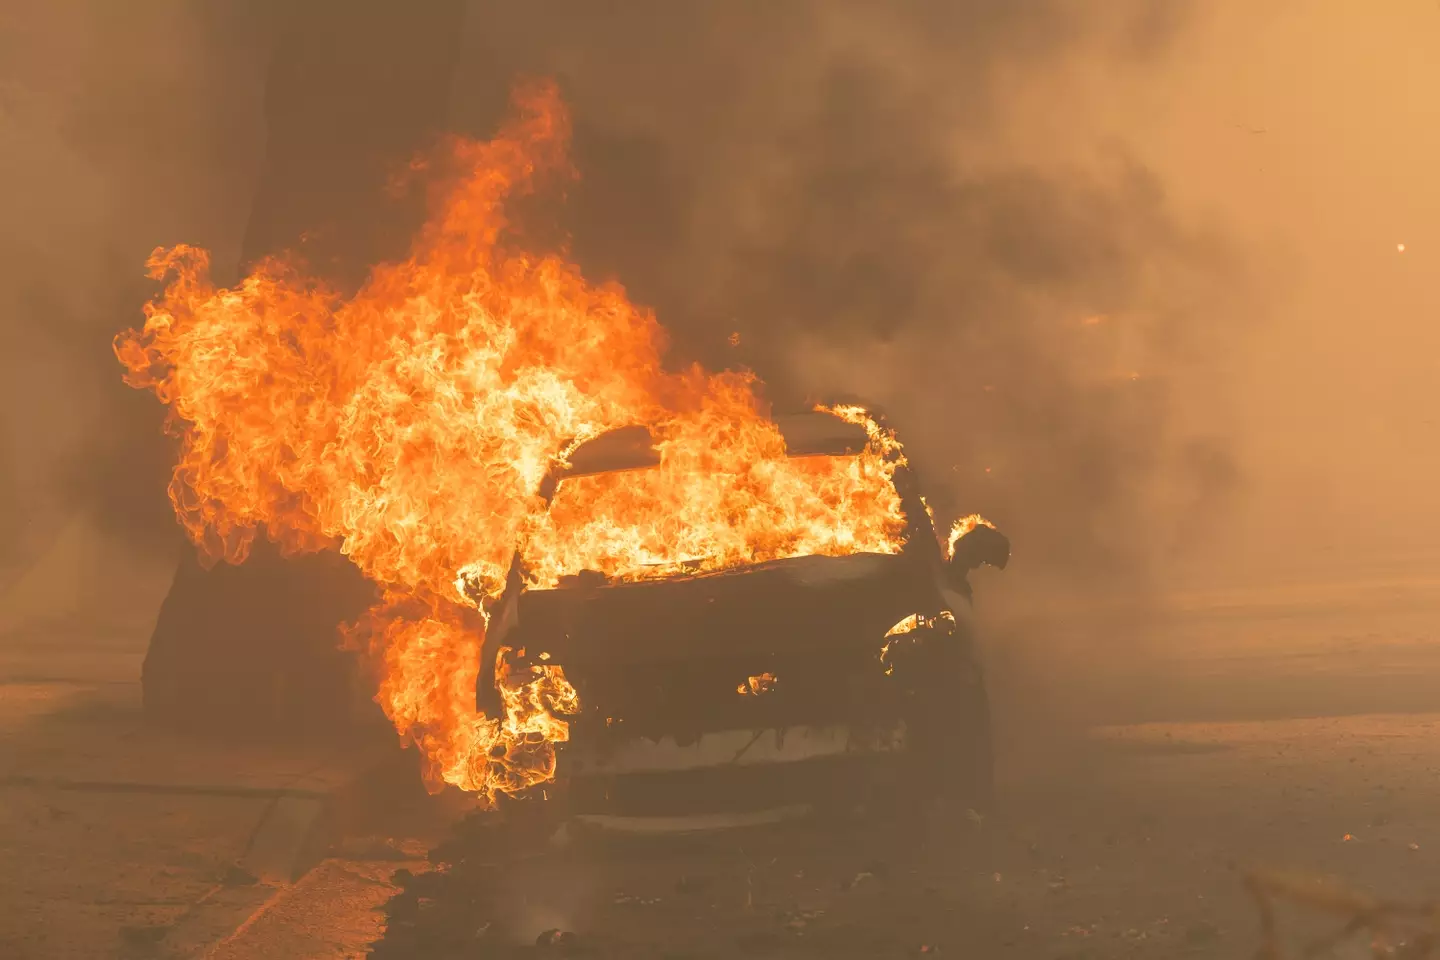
[0,2,271,578]
[447,0,1245,619]
[2,2,1253,682]
[6,1,1438,743]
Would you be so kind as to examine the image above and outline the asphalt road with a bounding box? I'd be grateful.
[356,575,1440,959]
[8,573,1440,959]
[359,710,1440,959]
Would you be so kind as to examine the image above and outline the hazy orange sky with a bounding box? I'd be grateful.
[974,0,1440,580]
[1108,0,1439,575]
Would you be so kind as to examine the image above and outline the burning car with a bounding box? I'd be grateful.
[479,408,1008,835]
[118,85,1009,824]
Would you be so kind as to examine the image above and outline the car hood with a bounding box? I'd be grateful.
[513,551,942,665]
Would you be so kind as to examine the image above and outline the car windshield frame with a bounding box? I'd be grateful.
[519,412,921,592]
[556,412,872,483]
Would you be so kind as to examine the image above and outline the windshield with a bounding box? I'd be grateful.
[518,413,907,589]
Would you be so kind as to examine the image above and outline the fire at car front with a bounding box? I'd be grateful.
[475,410,1005,834]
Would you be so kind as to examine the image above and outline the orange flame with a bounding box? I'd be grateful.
[114,81,907,799]
[946,513,997,561]
[737,672,778,696]
[522,401,905,588]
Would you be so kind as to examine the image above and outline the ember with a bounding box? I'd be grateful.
[737,673,778,696]
[114,81,908,800]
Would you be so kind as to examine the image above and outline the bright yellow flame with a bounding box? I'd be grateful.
[946,514,997,561]
[113,80,909,800]
[884,614,922,639]
[738,672,778,696]
[879,610,956,674]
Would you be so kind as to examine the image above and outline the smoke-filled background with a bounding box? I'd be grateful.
[2,0,1435,694]
[447,2,1247,605]
[0,3,271,661]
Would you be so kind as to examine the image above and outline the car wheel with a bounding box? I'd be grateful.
[873,657,994,853]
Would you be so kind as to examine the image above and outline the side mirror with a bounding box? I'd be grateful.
[949,523,1010,573]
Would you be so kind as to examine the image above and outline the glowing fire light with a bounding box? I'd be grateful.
[738,672,778,696]
[880,610,957,675]
[946,514,997,561]
[114,81,907,800]
[885,614,923,639]
[521,401,905,588]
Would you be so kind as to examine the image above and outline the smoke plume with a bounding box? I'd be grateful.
[4,2,1264,678]
[0,2,271,577]
[446,0,1246,618]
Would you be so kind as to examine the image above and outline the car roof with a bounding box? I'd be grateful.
[562,410,870,479]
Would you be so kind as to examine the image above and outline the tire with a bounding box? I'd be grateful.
[872,644,994,852]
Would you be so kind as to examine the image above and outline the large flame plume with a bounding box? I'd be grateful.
[115,81,907,799]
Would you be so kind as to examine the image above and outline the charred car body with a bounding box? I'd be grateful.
[478,409,1008,834]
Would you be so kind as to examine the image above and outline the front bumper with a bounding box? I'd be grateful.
[562,721,908,778]
[548,720,908,831]
[487,554,984,825]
